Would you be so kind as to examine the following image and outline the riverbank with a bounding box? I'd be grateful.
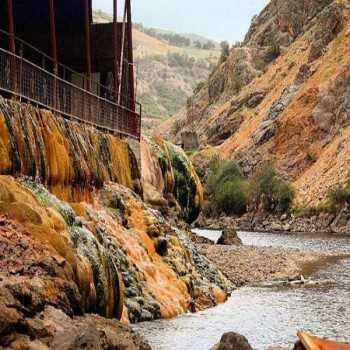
[135,230,350,350]
[195,210,350,236]
[196,243,326,288]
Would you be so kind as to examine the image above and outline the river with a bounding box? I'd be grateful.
[134,230,350,350]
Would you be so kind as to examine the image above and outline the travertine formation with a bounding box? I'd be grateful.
[0,97,137,203]
[0,100,230,348]
[141,135,203,223]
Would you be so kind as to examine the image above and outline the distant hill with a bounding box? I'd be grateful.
[134,24,220,50]
[93,10,220,131]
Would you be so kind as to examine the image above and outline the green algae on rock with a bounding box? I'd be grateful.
[0,97,139,202]
[142,135,204,223]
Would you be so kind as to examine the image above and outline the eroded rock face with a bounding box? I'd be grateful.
[162,0,350,209]
[1,305,151,350]
[308,2,344,62]
[208,48,260,104]
[245,0,334,48]
[141,136,203,223]
[0,174,231,336]
[313,68,350,133]
[253,85,299,146]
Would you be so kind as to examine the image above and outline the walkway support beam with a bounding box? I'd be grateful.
[113,0,119,99]
[126,0,135,110]
[84,0,92,90]
[48,0,58,109]
[7,0,15,54]
[48,0,58,75]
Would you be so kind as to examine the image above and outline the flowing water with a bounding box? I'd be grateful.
[135,230,350,350]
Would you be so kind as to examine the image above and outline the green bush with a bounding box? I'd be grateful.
[218,41,230,65]
[213,178,249,215]
[328,184,350,211]
[207,157,243,194]
[250,165,294,213]
[206,160,294,215]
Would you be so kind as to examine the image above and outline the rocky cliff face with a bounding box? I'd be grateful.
[0,100,230,348]
[164,0,350,207]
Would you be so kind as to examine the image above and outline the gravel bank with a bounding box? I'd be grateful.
[196,244,325,288]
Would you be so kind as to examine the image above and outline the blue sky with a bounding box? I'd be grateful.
[92,0,269,43]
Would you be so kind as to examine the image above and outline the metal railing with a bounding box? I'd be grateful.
[0,32,141,140]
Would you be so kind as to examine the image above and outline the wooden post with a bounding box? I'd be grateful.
[113,0,119,99]
[126,0,135,111]
[7,0,16,94]
[48,0,58,75]
[84,0,92,91]
[48,0,58,110]
[118,2,127,105]
[7,0,15,54]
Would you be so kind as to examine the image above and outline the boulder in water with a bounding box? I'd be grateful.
[211,332,253,350]
[217,229,242,246]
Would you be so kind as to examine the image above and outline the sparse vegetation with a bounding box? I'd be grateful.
[206,159,294,216]
[306,152,318,163]
[293,203,330,218]
[328,183,350,212]
[249,165,295,213]
[293,183,350,218]
[218,41,230,65]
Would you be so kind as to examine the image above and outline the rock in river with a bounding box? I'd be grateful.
[217,229,242,246]
[211,332,253,350]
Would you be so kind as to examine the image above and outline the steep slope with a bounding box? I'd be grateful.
[164,0,350,207]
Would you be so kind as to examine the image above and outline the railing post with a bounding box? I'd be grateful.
[118,2,127,105]
[126,0,135,111]
[84,0,92,123]
[84,0,92,91]
[7,0,15,55]
[113,0,119,98]
[19,42,23,101]
[7,0,17,94]
[49,0,58,111]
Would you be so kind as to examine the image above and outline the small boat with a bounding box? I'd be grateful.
[298,331,350,350]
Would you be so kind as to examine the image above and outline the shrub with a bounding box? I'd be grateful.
[213,178,249,215]
[206,158,247,215]
[206,160,294,215]
[207,158,243,195]
[219,41,230,64]
[328,184,350,211]
[306,152,317,163]
[249,165,294,213]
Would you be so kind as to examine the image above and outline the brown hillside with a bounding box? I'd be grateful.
[163,0,350,207]
[93,10,219,127]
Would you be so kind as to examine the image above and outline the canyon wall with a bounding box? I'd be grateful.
[0,98,230,348]
[163,0,350,209]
